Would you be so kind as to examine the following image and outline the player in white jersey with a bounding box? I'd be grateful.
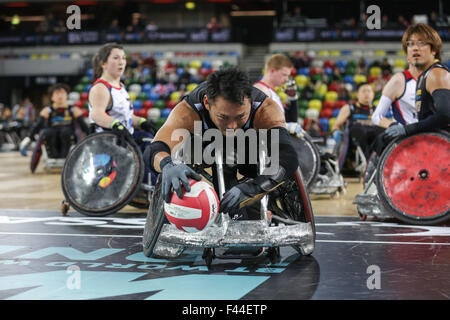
[372,57,419,128]
[88,43,155,136]
[88,43,156,185]
[253,54,298,123]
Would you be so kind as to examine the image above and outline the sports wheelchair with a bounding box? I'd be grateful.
[0,120,22,152]
[60,131,154,216]
[334,121,368,179]
[142,136,316,267]
[286,122,346,198]
[29,127,80,174]
[354,130,450,225]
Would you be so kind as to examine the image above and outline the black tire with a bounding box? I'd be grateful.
[268,168,316,254]
[142,175,167,257]
[287,123,321,189]
[30,132,45,173]
[363,152,378,189]
[61,132,144,217]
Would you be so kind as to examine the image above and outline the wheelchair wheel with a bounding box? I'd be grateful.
[287,123,321,188]
[30,132,45,173]
[268,168,316,253]
[61,132,144,216]
[376,131,450,225]
[143,175,167,257]
[363,152,378,189]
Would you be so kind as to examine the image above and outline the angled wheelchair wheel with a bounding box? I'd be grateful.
[376,131,450,225]
[363,152,378,189]
[336,123,350,172]
[268,168,316,254]
[30,131,45,173]
[142,175,166,257]
[287,123,321,188]
[61,132,144,216]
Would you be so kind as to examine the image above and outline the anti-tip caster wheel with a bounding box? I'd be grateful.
[202,248,214,268]
[267,247,280,264]
[61,200,70,216]
[331,190,340,199]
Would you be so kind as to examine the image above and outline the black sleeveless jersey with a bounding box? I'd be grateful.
[48,104,74,127]
[415,60,450,121]
[349,102,376,126]
[182,81,268,133]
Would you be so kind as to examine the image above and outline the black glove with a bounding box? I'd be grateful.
[138,118,157,136]
[111,119,134,146]
[384,123,406,140]
[160,156,202,203]
[219,167,286,215]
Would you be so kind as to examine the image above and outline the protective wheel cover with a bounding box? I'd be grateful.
[143,175,166,257]
[61,132,144,216]
[269,168,316,242]
[377,131,450,224]
[30,132,44,173]
[287,125,320,188]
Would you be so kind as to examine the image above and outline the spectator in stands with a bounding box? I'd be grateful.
[53,20,67,33]
[108,18,121,33]
[331,66,342,81]
[381,58,392,77]
[357,58,368,75]
[0,104,12,121]
[145,20,158,32]
[381,15,396,28]
[429,11,446,28]
[397,15,409,28]
[178,66,192,89]
[207,17,222,32]
[126,13,144,33]
[12,98,35,125]
[291,6,307,25]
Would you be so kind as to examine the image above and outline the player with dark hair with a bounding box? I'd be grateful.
[331,82,385,158]
[19,83,89,158]
[383,23,449,141]
[144,67,298,220]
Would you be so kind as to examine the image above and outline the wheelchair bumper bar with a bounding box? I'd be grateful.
[153,214,315,258]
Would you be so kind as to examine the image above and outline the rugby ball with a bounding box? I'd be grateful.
[164,179,219,233]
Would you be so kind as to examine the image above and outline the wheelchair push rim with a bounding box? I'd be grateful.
[287,123,321,189]
[377,131,450,224]
[61,131,144,216]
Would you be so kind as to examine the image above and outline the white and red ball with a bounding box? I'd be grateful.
[164,179,219,233]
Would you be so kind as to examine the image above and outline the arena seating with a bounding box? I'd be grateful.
[64,47,450,133]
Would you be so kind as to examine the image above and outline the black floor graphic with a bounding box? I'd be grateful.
[0,209,449,300]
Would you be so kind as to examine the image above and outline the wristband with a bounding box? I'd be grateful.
[160,156,173,170]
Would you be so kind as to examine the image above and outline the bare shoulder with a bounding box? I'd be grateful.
[426,67,450,93]
[253,96,286,129]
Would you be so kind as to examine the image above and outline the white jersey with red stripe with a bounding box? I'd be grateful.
[88,79,134,134]
[254,81,284,113]
[391,70,418,125]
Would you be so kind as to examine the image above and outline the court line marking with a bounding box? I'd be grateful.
[0,232,449,246]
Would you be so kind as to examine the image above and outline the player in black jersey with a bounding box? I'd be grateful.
[144,67,298,219]
[331,82,384,159]
[384,23,450,140]
[19,83,89,158]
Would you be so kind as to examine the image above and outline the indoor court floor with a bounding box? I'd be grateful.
[0,151,449,300]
